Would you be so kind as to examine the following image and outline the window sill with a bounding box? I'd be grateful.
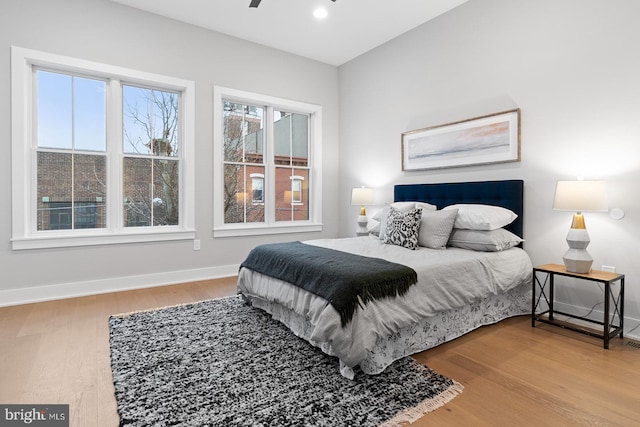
[11,229,196,250]
[213,222,322,238]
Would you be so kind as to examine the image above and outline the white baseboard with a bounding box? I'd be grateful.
[0,264,241,308]
[552,301,640,342]
[5,276,639,343]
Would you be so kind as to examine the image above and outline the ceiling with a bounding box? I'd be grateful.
[110,0,468,66]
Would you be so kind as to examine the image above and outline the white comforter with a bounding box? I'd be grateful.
[238,236,532,374]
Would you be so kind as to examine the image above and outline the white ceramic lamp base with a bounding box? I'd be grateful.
[562,227,593,273]
[355,215,369,236]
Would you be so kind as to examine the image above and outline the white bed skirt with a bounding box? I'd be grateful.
[243,282,531,379]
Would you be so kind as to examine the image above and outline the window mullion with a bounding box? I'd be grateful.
[71,76,76,230]
[29,67,39,234]
[264,106,275,224]
[242,164,247,223]
[108,79,123,231]
[305,118,312,218]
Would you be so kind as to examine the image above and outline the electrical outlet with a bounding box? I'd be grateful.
[193,239,201,251]
[601,265,616,273]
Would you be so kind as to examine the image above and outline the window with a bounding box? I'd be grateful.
[35,71,107,232]
[250,174,264,204]
[11,47,195,250]
[290,176,304,204]
[213,87,322,237]
[222,101,265,224]
[122,85,181,227]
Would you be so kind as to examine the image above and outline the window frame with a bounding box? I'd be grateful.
[213,86,322,237]
[11,46,196,250]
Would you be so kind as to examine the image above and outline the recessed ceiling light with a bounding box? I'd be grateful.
[313,8,328,19]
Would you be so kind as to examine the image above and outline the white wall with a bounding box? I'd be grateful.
[0,0,340,304]
[339,0,640,339]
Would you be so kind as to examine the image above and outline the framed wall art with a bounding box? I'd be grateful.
[401,109,520,171]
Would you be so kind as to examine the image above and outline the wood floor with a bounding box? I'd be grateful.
[1,277,638,426]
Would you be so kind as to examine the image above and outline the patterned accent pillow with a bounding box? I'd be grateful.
[382,206,423,250]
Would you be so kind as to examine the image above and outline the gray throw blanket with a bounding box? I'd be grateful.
[240,241,418,326]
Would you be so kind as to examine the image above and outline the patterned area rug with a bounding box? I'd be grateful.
[109,296,462,426]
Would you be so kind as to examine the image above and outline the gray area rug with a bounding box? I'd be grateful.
[109,296,462,426]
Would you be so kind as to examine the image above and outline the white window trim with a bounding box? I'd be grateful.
[11,46,196,250]
[213,86,322,237]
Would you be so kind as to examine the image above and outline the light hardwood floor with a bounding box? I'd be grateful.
[1,277,638,426]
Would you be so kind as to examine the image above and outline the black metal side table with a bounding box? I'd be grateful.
[532,263,624,349]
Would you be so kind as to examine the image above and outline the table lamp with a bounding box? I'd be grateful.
[351,187,374,236]
[552,180,607,273]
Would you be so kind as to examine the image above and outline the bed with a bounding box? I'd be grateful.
[237,180,532,379]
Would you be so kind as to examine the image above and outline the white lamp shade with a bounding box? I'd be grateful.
[552,180,607,212]
[351,187,374,206]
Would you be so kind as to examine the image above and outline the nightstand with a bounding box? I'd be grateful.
[532,263,624,349]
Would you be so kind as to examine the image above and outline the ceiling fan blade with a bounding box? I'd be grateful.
[250,0,334,8]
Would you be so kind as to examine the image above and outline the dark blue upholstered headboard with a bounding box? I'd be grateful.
[394,180,524,238]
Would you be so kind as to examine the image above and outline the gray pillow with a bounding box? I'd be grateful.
[448,228,523,251]
[418,209,458,249]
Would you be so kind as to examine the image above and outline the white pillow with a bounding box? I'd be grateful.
[448,228,523,251]
[418,209,458,249]
[382,207,422,250]
[373,202,436,239]
[368,221,381,236]
[415,202,438,212]
[371,202,437,221]
[443,204,517,231]
[372,202,413,222]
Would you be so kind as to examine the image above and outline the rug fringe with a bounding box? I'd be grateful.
[378,381,464,427]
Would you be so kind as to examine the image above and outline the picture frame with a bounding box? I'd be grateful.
[401,109,521,171]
